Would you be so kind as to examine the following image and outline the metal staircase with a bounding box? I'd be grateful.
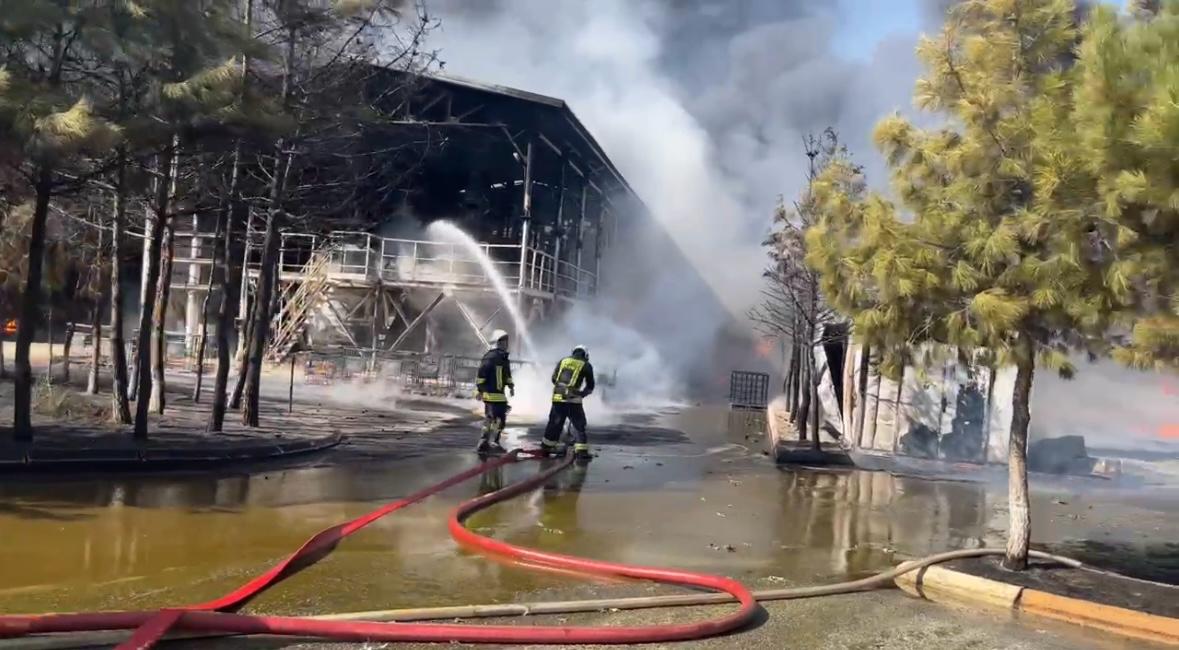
[267,247,335,362]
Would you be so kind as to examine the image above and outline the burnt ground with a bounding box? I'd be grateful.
[948,555,1179,619]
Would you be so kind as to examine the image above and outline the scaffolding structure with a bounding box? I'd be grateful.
[162,71,643,367]
[237,228,599,363]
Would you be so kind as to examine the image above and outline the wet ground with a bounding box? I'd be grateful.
[1,402,1177,648]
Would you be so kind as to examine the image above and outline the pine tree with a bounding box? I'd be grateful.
[1072,2,1179,369]
[807,0,1112,570]
[0,3,122,441]
[87,0,281,433]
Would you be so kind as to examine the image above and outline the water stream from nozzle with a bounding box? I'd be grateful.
[426,220,538,360]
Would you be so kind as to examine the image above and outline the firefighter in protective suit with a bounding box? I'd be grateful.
[541,345,596,461]
[475,329,514,454]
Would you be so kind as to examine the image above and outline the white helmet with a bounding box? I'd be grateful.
[572,345,588,359]
[490,329,509,348]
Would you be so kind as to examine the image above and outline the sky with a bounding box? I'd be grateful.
[831,0,926,61]
[832,0,1129,62]
[425,1,1135,322]
[426,0,945,317]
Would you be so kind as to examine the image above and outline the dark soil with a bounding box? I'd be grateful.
[949,555,1179,619]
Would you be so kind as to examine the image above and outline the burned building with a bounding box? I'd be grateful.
[166,72,643,372]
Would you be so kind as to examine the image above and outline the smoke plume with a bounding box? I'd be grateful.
[415,1,967,399]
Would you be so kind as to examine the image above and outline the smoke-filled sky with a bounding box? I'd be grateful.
[421,0,967,317]
[425,0,1128,319]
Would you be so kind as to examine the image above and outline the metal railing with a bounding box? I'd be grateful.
[244,230,597,300]
[377,237,521,288]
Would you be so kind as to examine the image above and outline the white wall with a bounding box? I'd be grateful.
[842,344,1179,463]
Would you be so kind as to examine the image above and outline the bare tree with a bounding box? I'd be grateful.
[192,201,224,403]
[86,213,108,394]
[750,129,859,449]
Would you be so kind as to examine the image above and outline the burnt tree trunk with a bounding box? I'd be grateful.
[87,225,107,394]
[1003,347,1036,571]
[133,142,177,439]
[242,23,297,428]
[982,362,998,463]
[228,290,252,410]
[240,205,281,427]
[866,373,883,449]
[797,347,811,442]
[785,339,799,413]
[810,358,822,452]
[208,164,242,432]
[855,343,871,447]
[790,331,802,421]
[192,209,223,403]
[109,153,132,423]
[61,320,76,383]
[128,207,154,404]
[0,203,5,379]
[148,210,175,414]
[891,364,907,452]
[13,169,53,441]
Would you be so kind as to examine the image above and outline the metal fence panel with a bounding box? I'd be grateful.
[729,371,769,409]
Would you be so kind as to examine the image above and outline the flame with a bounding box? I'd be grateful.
[1158,424,1179,439]
[754,339,774,360]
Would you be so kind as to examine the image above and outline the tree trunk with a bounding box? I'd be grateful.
[855,343,871,447]
[108,157,132,424]
[0,203,5,379]
[982,363,998,463]
[241,206,281,427]
[797,348,811,442]
[239,16,295,425]
[1003,349,1036,571]
[148,210,175,414]
[866,372,883,449]
[47,311,55,377]
[208,167,242,432]
[192,207,223,403]
[13,169,53,441]
[892,363,907,453]
[133,142,177,439]
[785,339,799,411]
[809,365,821,451]
[789,335,802,420]
[61,320,76,383]
[129,205,155,404]
[87,241,106,394]
[228,285,252,408]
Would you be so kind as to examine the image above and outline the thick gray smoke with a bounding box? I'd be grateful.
[420,0,957,399]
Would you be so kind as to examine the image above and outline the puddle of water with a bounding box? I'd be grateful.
[1,407,1176,615]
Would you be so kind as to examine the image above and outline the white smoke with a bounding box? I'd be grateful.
[414,1,954,400]
[425,1,946,319]
[510,303,685,425]
[426,0,758,317]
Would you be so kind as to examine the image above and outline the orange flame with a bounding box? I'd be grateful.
[1157,424,1179,439]
[754,339,774,360]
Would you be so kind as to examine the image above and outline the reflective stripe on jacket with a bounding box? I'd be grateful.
[551,356,595,403]
[477,348,513,402]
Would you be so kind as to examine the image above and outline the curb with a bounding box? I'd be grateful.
[896,563,1179,646]
[0,432,343,473]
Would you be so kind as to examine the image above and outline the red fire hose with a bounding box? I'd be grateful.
[0,449,758,647]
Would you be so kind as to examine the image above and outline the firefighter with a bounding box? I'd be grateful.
[541,345,596,461]
[475,329,514,454]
